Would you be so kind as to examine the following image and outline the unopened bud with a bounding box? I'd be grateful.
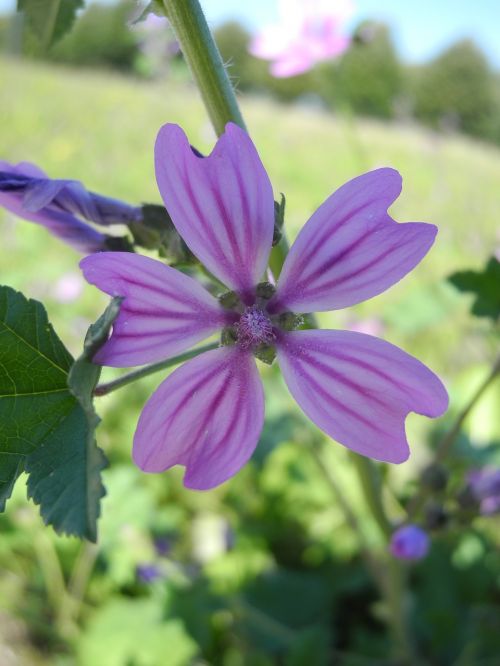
[220,326,238,346]
[256,282,276,300]
[218,290,240,310]
[253,344,276,365]
[278,311,303,331]
[424,502,448,530]
[421,463,448,492]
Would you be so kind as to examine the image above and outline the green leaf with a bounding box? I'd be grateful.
[17,0,84,47]
[77,598,198,666]
[0,286,117,541]
[448,256,500,321]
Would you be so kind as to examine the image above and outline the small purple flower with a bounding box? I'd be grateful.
[81,123,448,490]
[153,536,172,557]
[249,0,353,77]
[0,161,141,253]
[468,468,500,515]
[136,563,163,583]
[390,525,430,561]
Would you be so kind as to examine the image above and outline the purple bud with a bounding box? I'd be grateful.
[136,563,162,584]
[0,161,140,253]
[480,495,500,516]
[468,468,500,502]
[390,525,430,561]
[153,536,172,557]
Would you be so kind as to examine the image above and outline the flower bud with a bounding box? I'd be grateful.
[220,326,238,346]
[424,501,448,530]
[136,563,162,584]
[389,525,430,561]
[0,161,138,253]
[256,281,276,300]
[253,343,276,365]
[218,290,240,310]
[421,463,448,492]
[277,311,303,331]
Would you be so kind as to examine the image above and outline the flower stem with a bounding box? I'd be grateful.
[161,0,246,136]
[94,342,219,396]
[350,452,392,538]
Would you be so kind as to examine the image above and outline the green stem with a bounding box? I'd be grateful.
[308,441,385,588]
[350,453,392,538]
[162,0,246,136]
[350,453,413,660]
[94,342,219,396]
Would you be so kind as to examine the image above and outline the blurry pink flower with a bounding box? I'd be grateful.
[249,0,353,77]
[81,123,447,490]
[52,272,84,303]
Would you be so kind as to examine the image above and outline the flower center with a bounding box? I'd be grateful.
[236,306,275,349]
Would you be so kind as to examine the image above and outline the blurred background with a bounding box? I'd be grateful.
[0,1,499,664]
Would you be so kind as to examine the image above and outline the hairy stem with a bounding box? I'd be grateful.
[94,342,219,396]
[162,0,246,136]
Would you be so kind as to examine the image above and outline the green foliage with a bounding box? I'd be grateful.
[47,0,139,71]
[0,286,113,541]
[322,23,404,118]
[215,21,317,103]
[18,0,84,47]
[78,598,198,666]
[414,40,498,140]
[448,256,500,321]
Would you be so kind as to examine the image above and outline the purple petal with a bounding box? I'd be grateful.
[0,187,107,254]
[80,252,230,367]
[0,161,46,178]
[276,329,448,463]
[133,347,264,490]
[268,169,437,314]
[155,123,274,298]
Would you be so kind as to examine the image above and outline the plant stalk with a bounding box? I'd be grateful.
[94,342,219,396]
[161,0,246,136]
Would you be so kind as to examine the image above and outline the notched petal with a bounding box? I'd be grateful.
[269,168,437,314]
[133,347,265,490]
[155,123,275,296]
[80,252,229,367]
[277,329,448,464]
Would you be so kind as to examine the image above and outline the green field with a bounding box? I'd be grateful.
[1,58,499,665]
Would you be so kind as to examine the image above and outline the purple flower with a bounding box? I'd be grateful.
[80,122,448,490]
[468,468,500,515]
[136,563,162,583]
[249,0,353,77]
[153,536,172,557]
[390,525,430,561]
[0,161,141,253]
